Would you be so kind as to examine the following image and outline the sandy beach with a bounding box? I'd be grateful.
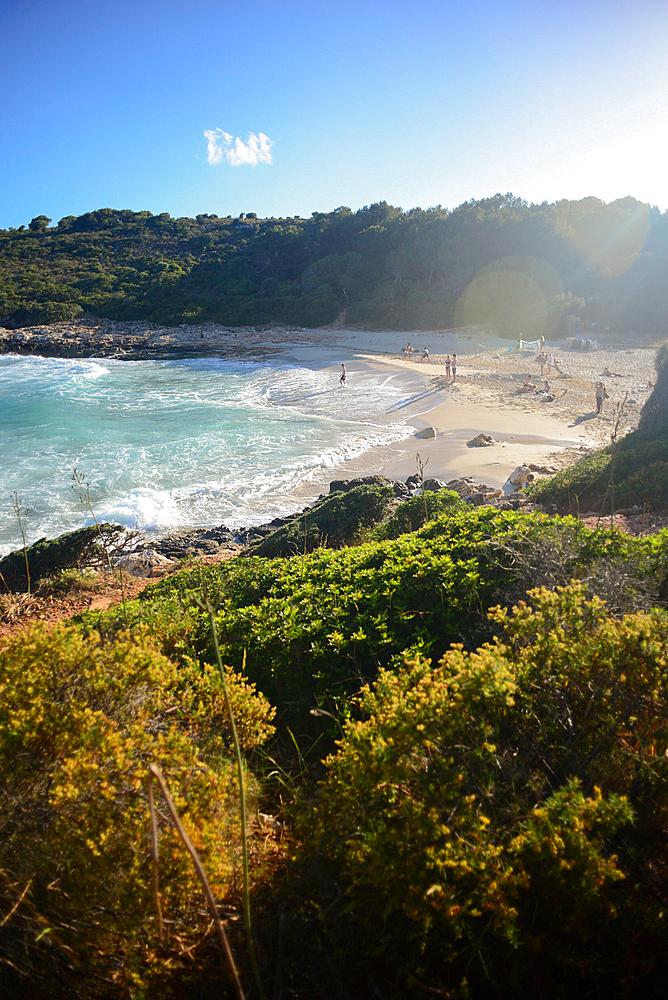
[277,327,657,492]
[1,318,659,497]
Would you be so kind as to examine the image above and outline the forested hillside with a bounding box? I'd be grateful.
[1,194,666,338]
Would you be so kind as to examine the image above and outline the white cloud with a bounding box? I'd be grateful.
[203,129,273,167]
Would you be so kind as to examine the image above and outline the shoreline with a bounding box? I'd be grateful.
[329,353,589,490]
[1,319,659,554]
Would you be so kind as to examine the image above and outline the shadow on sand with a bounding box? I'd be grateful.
[569,411,599,427]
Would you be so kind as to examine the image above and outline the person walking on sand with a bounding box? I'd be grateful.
[595,381,607,414]
[420,347,430,362]
[339,363,347,387]
[451,353,457,380]
[445,355,452,379]
[404,342,413,359]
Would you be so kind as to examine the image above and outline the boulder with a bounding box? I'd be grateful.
[507,465,535,489]
[329,475,393,494]
[465,492,487,506]
[467,433,495,448]
[423,478,448,492]
[414,426,437,440]
[115,550,176,578]
[392,481,411,500]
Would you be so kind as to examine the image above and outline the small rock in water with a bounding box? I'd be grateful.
[467,433,495,448]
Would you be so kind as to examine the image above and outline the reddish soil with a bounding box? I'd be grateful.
[0,550,242,647]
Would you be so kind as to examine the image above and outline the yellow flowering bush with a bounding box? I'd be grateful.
[0,622,275,995]
[310,584,668,997]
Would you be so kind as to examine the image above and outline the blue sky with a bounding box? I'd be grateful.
[1,0,666,228]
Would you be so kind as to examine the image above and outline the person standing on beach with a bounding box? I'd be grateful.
[339,363,347,387]
[595,381,607,414]
[445,355,452,379]
[451,353,457,380]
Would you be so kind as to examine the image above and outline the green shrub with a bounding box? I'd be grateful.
[248,483,396,557]
[79,510,668,731]
[370,488,464,540]
[527,431,668,510]
[308,583,668,997]
[528,345,668,512]
[0,522,126,590]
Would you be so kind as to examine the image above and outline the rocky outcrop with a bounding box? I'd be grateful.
[329,475,394,494]
[0,318,293,360]
[247,484,397,558]
[414,426,437,439]
[142,526,243,560]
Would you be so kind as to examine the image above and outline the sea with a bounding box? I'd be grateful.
[0,352,428,556]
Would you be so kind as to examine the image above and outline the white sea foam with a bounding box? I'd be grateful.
[0,354,421,554]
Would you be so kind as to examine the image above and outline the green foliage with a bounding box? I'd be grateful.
[0,622,275,993]
[308,583,668,996]
[1,197,665,337]
[248,483,396,557]
[0,522,126,590]
[638,340,668,437]
[80,509,668,729]
[370,488,464,539]
[3,505,668,996]
[28,215,51,232]
[527,426,668,511]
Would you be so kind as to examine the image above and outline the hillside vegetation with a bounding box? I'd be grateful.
[2,194,666,338]
[2,497,668,998]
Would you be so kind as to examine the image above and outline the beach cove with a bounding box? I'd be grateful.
[0,319,658,555]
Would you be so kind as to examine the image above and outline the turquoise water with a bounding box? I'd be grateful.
[0,353,419,555]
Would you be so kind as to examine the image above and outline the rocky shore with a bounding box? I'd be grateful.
[0,317,309,359]
[124,472,538,575]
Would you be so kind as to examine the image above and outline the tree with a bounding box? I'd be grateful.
[28,215,51,232]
